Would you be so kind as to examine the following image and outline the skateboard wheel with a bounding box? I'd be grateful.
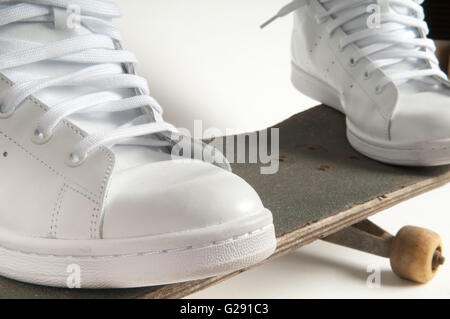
[390,226,445,284]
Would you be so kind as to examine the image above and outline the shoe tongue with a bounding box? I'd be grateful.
[321,0,437,90]
[0,6,172,170]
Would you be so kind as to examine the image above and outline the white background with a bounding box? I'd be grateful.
[115,0,450,298]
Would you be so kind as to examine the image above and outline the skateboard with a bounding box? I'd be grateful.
[0,105,448,298]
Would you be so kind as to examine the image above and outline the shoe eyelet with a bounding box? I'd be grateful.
[315,14,327,24]
[375,85,384,95]
[66,151,87,167]
[0,105,14,119]
[32,128,52,145]
[364,71,371,80]
[349,57,356,66]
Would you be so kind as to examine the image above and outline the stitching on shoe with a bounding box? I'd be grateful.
[326,32,391,123]
[348,129,450,151]
[0,75,114,200]
[93,149,114,239]
[0,131,99,204]
[90,207,101,239]
[0,75,116,239]
[65,183,99,205]
[49,183,67,238]
[0,224,273,260]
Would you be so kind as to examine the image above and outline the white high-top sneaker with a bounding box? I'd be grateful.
[0,0,276,288]
[264,0,450,166]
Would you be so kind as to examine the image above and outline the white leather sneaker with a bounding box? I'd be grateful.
[264,0,450,166]
[0,0,276,288]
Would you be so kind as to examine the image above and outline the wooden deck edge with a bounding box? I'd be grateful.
[141,172,450,299]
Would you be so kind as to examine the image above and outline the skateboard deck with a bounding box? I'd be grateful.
[1,105,449,298]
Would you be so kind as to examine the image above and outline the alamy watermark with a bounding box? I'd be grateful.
[66,4,81,29]
[366,264,381,288]
[367,4,381,29]
[171,121,280,175]
[366,1,391,29]
[66,264,82,289]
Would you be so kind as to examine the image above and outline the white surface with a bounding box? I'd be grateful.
[116,0,318,137]
[114,0,450,298]
[189,184,450,299]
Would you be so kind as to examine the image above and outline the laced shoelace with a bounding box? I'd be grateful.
[0,0,178,165]
[262,0,449,93]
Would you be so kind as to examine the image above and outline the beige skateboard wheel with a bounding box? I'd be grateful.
[390,226,445,284]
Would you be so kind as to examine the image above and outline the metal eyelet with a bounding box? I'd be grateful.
[315,14,327,24]
[349,57,356,66]
[32,128,52,145]
[375,85,384,95]
[66,151,87,167]
[364,71,371,80]
[0,105,14,119]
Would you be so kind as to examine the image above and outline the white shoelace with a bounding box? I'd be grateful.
[263,0,448,92]
[0,0,177,165]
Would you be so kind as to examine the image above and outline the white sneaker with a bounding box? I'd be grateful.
[264,0,450,166]
[0,1,276,288]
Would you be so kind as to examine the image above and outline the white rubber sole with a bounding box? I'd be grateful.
[0,209,276,288]
[291,62,450,167]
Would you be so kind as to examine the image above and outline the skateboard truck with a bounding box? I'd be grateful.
[323,220,445,284]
